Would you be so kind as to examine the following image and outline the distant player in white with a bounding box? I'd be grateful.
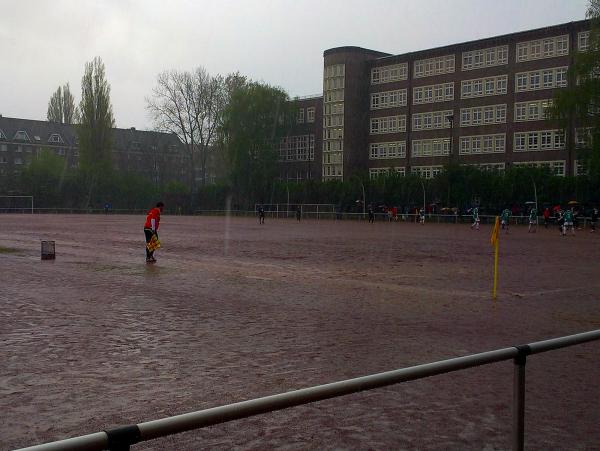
[470,207,480,230]
[419,207,425,225]
[562,209,575,236]
[501,208,511,234]
[528,207,537,233]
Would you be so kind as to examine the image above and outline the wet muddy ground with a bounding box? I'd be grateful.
[1,214,599,450]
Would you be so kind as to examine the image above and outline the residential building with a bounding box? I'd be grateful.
[0,116,186,187]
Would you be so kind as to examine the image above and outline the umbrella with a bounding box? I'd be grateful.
[525,201,536,205]
[568,200,579,205]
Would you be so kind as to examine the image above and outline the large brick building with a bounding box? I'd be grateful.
[279,19,592,182]
[0,116,186,187]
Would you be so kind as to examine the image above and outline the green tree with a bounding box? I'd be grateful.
[47,83,77,124]
[77,57,115,207]
[551,1,600,180]
[221,81,294,207]
[20,149,70,207]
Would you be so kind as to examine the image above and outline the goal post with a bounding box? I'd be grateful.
[0,195,34,213]
[254,203,336,219]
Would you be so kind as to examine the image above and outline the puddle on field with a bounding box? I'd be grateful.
[80,262,176,276]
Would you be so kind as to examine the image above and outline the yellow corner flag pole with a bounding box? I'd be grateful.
[491,216,500,300]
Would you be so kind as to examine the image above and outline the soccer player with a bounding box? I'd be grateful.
[591,207,598,233]
[562,208,575,236]
[543,207,550,229]
[368,205,375,224]
[419,207,425,225]
[470,207,480,230]
[501,207,511,234]
[258,205,265,224]
[528,207,537,233]
[144,201,164,263]
[556,209,565,235]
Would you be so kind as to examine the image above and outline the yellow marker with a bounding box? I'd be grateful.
[490,216,500,300]
[147,235,161,252]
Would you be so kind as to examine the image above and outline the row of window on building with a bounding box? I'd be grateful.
[369,100,561,135]
[279,135,315,162]
[369,128,591,159]
[368,159,572,179]
[370,67,567,111]
[280,169,313,182]
[322,164,343,178]
[370,32,589,84]
[0,154,79,169]
[0,144,76,157]
[0,130,69,144]
[296,107,316,124]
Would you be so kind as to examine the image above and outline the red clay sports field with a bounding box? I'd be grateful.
[1,214,599,449]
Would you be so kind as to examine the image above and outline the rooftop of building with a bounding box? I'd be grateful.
[0,116,181,149]
[322,18,590,65]
[374,18,590,61]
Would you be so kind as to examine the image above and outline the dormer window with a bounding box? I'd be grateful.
[13,130,31,141]
[48,133,64,143]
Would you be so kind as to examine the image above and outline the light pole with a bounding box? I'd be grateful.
[446,114,455,208]
[530,175,538,225]
[420,180,426,213]
[360,179,366,218]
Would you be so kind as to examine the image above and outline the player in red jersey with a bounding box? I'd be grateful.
[144,202,164,263]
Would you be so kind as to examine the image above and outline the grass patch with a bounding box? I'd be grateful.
[0,246,20,254]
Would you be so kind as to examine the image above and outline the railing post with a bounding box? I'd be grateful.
[512,345,530,451]
[105,425,141,451]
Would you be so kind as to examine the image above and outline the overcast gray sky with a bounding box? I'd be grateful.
[0,0,590,130]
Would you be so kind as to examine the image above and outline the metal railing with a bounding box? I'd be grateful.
[194,209,595,227]
[17,329,600,451]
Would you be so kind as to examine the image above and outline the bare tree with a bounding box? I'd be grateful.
[146,67,228,204]
[191,68,227,187]
[47,83,77,124]
[146,70,198,199]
